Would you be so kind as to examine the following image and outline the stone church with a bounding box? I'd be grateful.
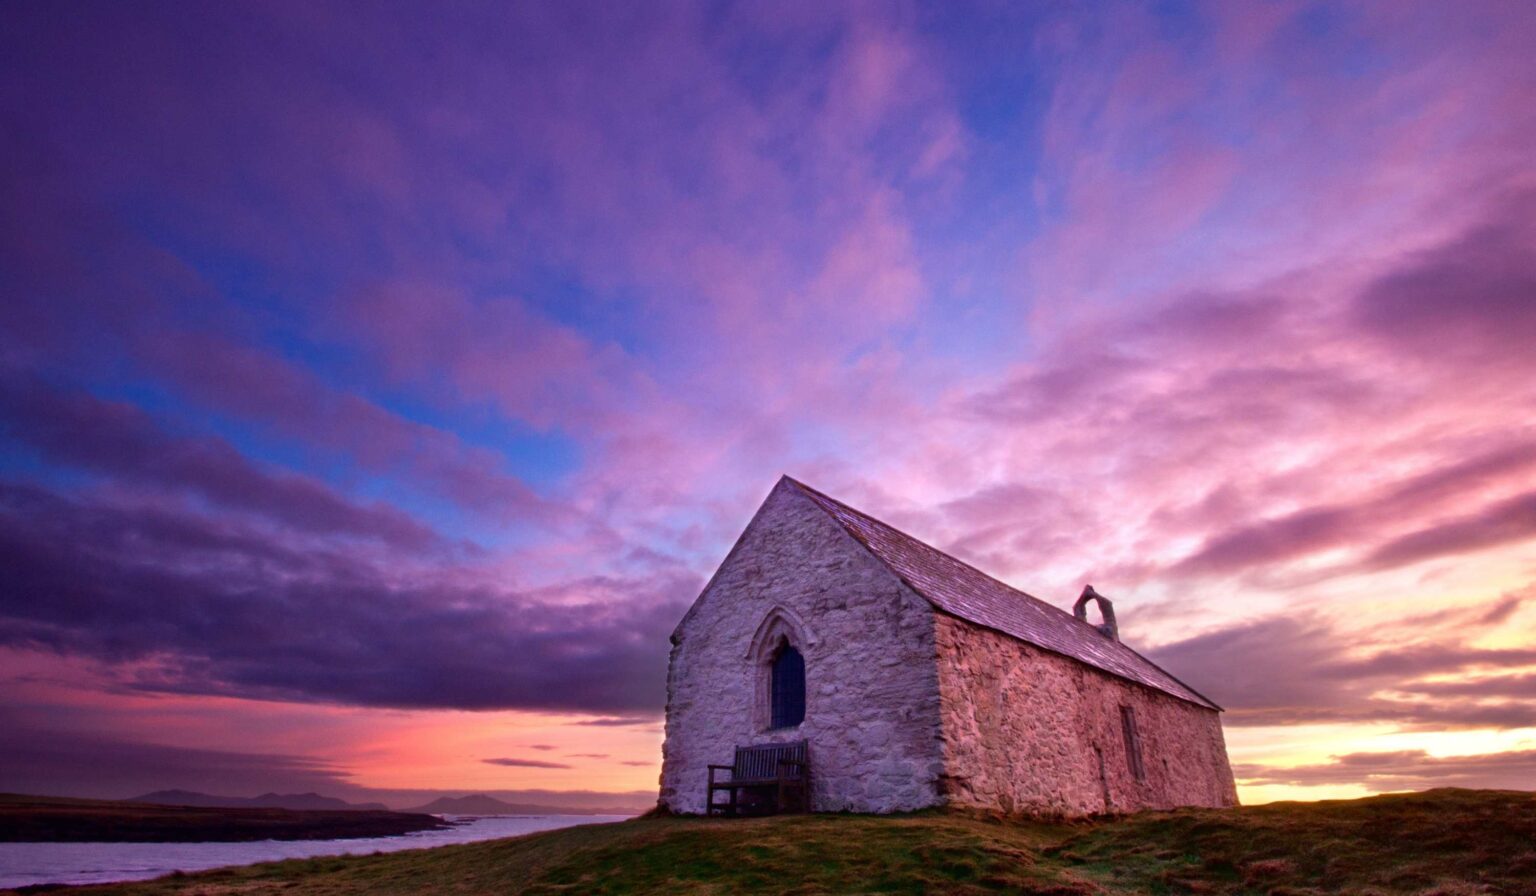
[660,476,1238,816]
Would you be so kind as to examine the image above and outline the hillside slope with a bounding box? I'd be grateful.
[20,789,1536,895]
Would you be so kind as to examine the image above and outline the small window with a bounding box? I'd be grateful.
[1120,705,1145,782]
[770,642,805,729]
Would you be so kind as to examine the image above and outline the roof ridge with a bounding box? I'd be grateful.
[782,474,1221,711]
[784,474,1055,606]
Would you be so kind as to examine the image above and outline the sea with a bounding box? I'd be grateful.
[0,814,632,889]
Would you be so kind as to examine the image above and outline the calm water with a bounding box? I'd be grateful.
[0,814,631,889]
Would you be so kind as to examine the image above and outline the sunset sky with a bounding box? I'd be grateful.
[2,1,1534,811]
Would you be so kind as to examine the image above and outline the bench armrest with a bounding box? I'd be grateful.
[775,758,806,785]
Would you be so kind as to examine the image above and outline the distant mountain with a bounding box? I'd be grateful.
[130,790,390,812]
[402,794,639,816]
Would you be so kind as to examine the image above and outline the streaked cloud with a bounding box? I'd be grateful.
[1147,603,1536,731]
[1235,749,1536,792]
[482,758,573,770]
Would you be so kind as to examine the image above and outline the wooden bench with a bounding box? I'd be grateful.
[707,740,809,817]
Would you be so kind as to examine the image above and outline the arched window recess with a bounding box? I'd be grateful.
[747,607,815,731]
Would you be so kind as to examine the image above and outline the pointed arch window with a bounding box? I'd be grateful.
[769,642,805,729]
[748,608,814,732]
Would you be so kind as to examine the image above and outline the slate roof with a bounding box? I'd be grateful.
[786,477,1221,711]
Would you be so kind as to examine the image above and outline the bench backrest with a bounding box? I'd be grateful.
[733,740,808,780]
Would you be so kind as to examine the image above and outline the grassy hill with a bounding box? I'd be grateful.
[16,789,1536,895]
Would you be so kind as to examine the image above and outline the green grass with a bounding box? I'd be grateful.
[14,789,1536,895]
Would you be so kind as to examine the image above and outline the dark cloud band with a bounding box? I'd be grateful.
[0,482,691,713]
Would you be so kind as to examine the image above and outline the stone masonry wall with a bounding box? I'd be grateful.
[660,481,945,814]
[934,613,1238,815]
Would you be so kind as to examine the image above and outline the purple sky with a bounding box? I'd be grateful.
[2,1,1535,808]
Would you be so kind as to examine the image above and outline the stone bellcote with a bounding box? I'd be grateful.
[1073,585,1118,641]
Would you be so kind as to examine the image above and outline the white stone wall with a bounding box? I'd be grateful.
[934,613,1238,815]
[660,480,945,814]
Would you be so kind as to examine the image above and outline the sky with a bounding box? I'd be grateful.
[1,0,1534,811]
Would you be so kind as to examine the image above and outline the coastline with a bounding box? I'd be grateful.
[0,795,450,843]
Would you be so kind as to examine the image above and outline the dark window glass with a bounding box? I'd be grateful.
[1120,705,1145,782]
[770,644,805,729]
